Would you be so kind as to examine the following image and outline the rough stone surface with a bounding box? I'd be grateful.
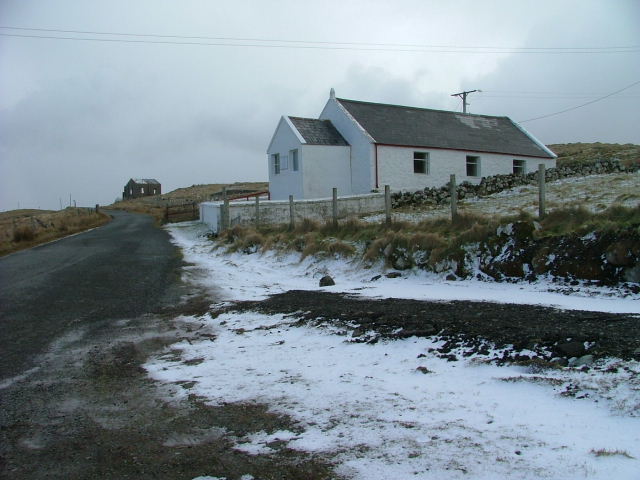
[319,275,335,287]
[556,341,586,358]
[570,354,595,367]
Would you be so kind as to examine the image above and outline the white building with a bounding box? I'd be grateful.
[267,89,556,200]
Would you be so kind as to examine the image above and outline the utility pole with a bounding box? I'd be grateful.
[451,89,481,114]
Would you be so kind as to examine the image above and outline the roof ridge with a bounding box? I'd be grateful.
[336,97,508,120]
[288,115,324,121]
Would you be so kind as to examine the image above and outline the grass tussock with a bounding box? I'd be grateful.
[294,218,321,234]
[538,204,640,237]
[590,448,635,459]
[12,226,36,242]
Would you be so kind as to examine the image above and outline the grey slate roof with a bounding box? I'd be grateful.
[337,98,554,158]
[288,116,348,146]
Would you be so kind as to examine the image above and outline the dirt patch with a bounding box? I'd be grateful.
[228,290,640,363]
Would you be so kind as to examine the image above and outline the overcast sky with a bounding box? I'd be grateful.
[1,0,638,211]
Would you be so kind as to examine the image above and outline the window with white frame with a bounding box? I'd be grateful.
[413,152,429,174]
[272,153,280,174]
[281,154,289,170]
[290,149,299,171]
[513,159,526,175]
[466,155,480,177]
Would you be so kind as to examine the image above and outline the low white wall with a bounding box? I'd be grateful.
[200,193,385,233]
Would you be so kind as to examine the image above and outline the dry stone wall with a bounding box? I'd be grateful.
[392,158,638,208]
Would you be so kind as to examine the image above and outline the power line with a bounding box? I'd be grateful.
[484,89,636,95]
[478,94,639,99]
[518,79,640,123]
[1,26,639,54]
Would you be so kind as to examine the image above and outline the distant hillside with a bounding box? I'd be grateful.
[156,181,269,203]
[0,207,110,256]
[548,142,640,167]
[111,181,269,222]
[115,181,268,206]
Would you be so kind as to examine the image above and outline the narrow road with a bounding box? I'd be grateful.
[0,210,182,380]
[0,211,334,479]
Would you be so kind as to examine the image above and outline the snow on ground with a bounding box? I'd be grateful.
[150,222,640,480]
[168,221,640,313]
[364,171,640,224]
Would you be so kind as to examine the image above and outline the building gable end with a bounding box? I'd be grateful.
[267,116,306,153]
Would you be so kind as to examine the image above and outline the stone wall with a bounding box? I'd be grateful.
[392,158,638,208]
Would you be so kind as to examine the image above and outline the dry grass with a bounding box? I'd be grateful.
[0,208,111,256]
[589,448,635,459]
[538,204,640,237]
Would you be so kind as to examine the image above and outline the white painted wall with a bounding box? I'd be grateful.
[320,99,375,194]
[200,193,385,233]
[268,115,353,200]
[267,117,304,201]
[302,144,352,199]
[377,145,557,191]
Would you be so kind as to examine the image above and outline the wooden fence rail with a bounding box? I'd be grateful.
[164,202,199,223]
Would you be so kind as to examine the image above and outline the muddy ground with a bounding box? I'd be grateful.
[229,290,640,364]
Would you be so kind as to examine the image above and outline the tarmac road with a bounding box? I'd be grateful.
[0,210,182,380]
[0,211,335,479]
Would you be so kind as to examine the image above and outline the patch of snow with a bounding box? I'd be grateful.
[166,222,640,313]
[496,223,514,236]
[147,311,640,480]
[234,430,298,456]
[156,222,640,480]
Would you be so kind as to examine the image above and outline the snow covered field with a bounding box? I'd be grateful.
[365,171,640,224]
[146,222,640,480]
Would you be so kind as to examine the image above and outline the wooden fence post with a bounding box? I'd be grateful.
[384,185,391,226]
[95,204,99,214]
[289,195,295,230]
[538,164,546,219]
[255,196,260,227]
[449,174,457,221]
[222,187,230,230]
[332,187,338,228]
